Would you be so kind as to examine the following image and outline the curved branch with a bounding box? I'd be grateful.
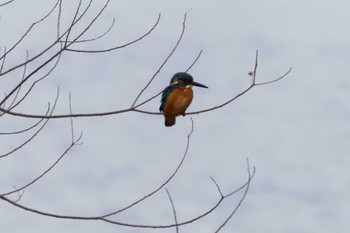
[0,90,59,159]
[66,14,161,53]
[0,0,60,63]
[64,0,111,48]
[0,117,45,135]
[0,0,15,7]
[0,160,255,229]
[1,133,82,196]
[102,118,194,218]
[0,119,195,226]
[130,12,188,108]
[0,115,255,229]
[63,18,116,44]
[5,43,63,113]
[215,159,254,232]
[165,189,179,233]
[0,51,291,119]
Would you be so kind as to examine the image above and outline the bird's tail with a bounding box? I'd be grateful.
[164,115,176,127]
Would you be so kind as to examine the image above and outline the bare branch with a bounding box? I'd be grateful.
[210,177,224,198]
[0,46,7,73]
[215,159,255,232]
[0,51,29,114]
[0,0,60,63]
[64,0,111,47]
[0,119,196,228]
[66,14,160,53]
[166,189,179,233]
[102,118,194,218]
[68,93,75,143]
[0,89,59,159]
[251,50,258,86]
[64,18,116,44]
[255,67,292,86]
[1,50,290,120]
[187,51,292,115]
[0,117,45,135]
[131,12,189,108]
[0,0,14,7]
[5,46,63,113]
[1,132,83,196]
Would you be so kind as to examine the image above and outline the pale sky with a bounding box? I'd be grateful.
[1,1,350,233]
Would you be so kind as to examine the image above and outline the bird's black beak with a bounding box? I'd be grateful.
[191,81,208,88]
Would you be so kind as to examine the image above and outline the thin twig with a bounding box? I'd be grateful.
[102,118,194,218]
[0,117,45,135]
[215,159,254,232]
[0,0,60,64]
[0,109,50,158]
[68,93,75,143]
[64,18,115,44]
[210,177,224,198]
[255,67,292,86]
[0,156,255,229]
[166,189,179,233]
[2,51,29,113]
[1,133,83,196]
[66,14,160,52]
[0,0,14,7]
[131,12,189,108]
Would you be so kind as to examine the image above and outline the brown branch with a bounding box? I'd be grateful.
[63,18,115,44]
[4,51,29,111]
[0,0,14,7]
[102,118,194,218]
[0,119,256,228]
[66,14,160,53]
[64,0,111,48]
[1,50,290,120]
[215,159,254,232]
[101,160,256,228]
[130,12,189,108]
[6,45,63,112]
[0,47,7,74]
[187,51,292,115]
[0,0,61,64]
[0,89,59,159]
[0,159,255,229]
[56,0,62,39]
[255,67,292,86]
[166,189,179,233]
[1,91,83,196]
[0,117,45,135]
[0,119,195,227]
[1,132,83,196]
[0,0,94,106]
[62,0,90,47]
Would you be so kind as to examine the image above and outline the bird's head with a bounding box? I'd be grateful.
[170,72,208,88]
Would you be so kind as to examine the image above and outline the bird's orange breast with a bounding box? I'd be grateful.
[162,86,193,117]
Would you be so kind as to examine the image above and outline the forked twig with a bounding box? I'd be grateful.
[215,159,255,232]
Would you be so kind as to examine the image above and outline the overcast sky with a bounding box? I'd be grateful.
[1,0,350,233]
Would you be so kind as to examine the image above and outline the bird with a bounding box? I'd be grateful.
[159,72,208,127]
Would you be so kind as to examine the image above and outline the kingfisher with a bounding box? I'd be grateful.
[159,72,208,127]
